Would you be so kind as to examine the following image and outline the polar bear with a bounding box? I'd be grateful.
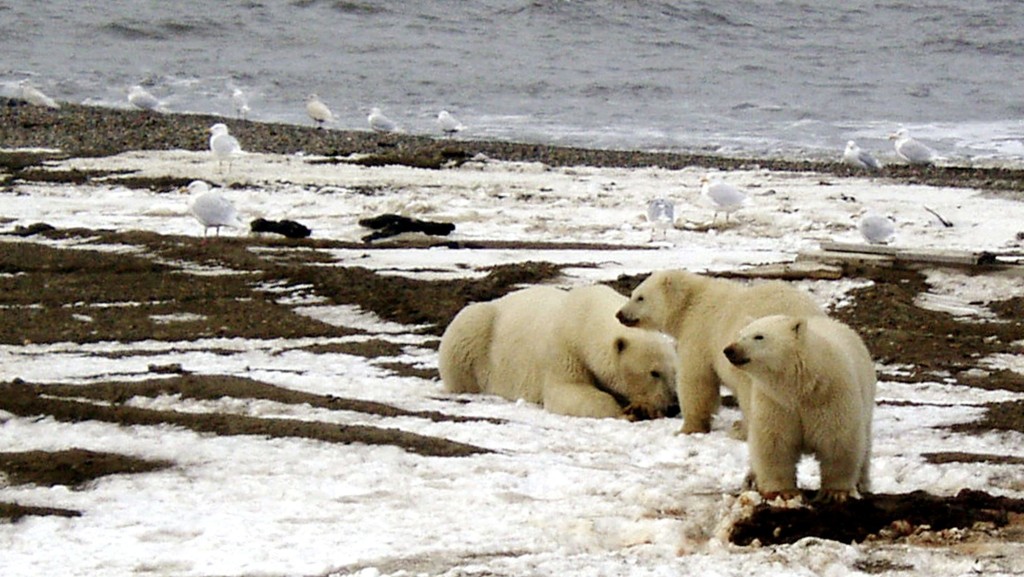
[438,284,678,419]
[723,315,876,502]
[615,269,824,434]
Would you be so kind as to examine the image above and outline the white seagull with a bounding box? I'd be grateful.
[843,140,881,171]
[306,94,333,128]
[186,180,244,237]
[889,128,937,165]
[858,212,896,245]
[231,88,250,119]
[437,110,465,136]
[368,107,401,133]
[209,123,242,172]
[128,85,161,111]
[700,176,748,224]
[17,81,60,109]
[646,198,675,241]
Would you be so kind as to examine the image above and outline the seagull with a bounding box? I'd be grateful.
[231,88,250,119]
[858,212,896,244]
[889,128,937,165]
[128,85,161,111]
[843,140,881,171]
[17,81,60,109]
[437,110,465,136]
[306,94,333,128]
[368,107,401,133]
[646,198,675,241]
[209,123,242,172]
[186,180,243,237]
[700,176,748,224]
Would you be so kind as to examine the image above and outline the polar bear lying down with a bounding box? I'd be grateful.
[724,314,876,502]
[438,284,679,420]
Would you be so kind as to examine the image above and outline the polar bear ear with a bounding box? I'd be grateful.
[791,318,804,336]
[615,337,628,354]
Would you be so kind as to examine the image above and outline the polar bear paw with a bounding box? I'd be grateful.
[814,488,859,504]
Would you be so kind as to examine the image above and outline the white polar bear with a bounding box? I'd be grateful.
[723,314,876,502]
[438,284,678,419]
[616,269,824,434]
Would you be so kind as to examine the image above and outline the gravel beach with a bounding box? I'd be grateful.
[3,98,1024,195]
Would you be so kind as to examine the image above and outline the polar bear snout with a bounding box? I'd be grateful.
[615,309,639,327]
[723,344,749,366]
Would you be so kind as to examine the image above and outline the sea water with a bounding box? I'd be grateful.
[2,0,1023,163]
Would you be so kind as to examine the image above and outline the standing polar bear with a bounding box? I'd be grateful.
[723,315,876,502]
[438,284,678,420]
[616,269,824,434]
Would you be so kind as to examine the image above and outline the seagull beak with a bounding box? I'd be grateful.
[887,132,899,140]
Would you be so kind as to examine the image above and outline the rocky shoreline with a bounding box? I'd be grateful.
[3,98,1024,196]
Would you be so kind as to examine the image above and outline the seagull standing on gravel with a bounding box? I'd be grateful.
[437,110,465,136]
[306,94,333,128]
[646,198,675,241]
[209,123,242,172]
[128,85,161,111]
[700,176,748,225]
[368,107,401,133]
[231,88,250,119]
[186,180,244,238]
[889,128,937,165]
[858,212,896,244]
[843,140,881,171]
[17,80,60,109]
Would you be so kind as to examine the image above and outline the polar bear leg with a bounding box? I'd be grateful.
[857,441,872,494]
[819,448,860,493]
[678,363,721,434]
[542,380,626,419]
[719,366,752,439]
[749,397,801,496]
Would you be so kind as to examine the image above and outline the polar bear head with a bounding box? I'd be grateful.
[722,314,803,372]
[616,269,700,332]
[605,331,679,419]
[722,314,808,404]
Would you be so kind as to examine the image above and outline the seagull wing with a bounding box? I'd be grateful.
[858,150,881,170]
[191,192,242,228]
[897,138,935,164]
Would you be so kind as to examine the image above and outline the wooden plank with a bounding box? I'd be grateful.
[716,261,844,281]
[810,242,1011,267]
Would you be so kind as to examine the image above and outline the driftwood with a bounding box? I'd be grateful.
[715,261,844,281]
[804,242,1019,268]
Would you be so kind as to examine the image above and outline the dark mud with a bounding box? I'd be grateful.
[730,489,1024,546]
[0,379,489,459]
[0,448,172,488]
